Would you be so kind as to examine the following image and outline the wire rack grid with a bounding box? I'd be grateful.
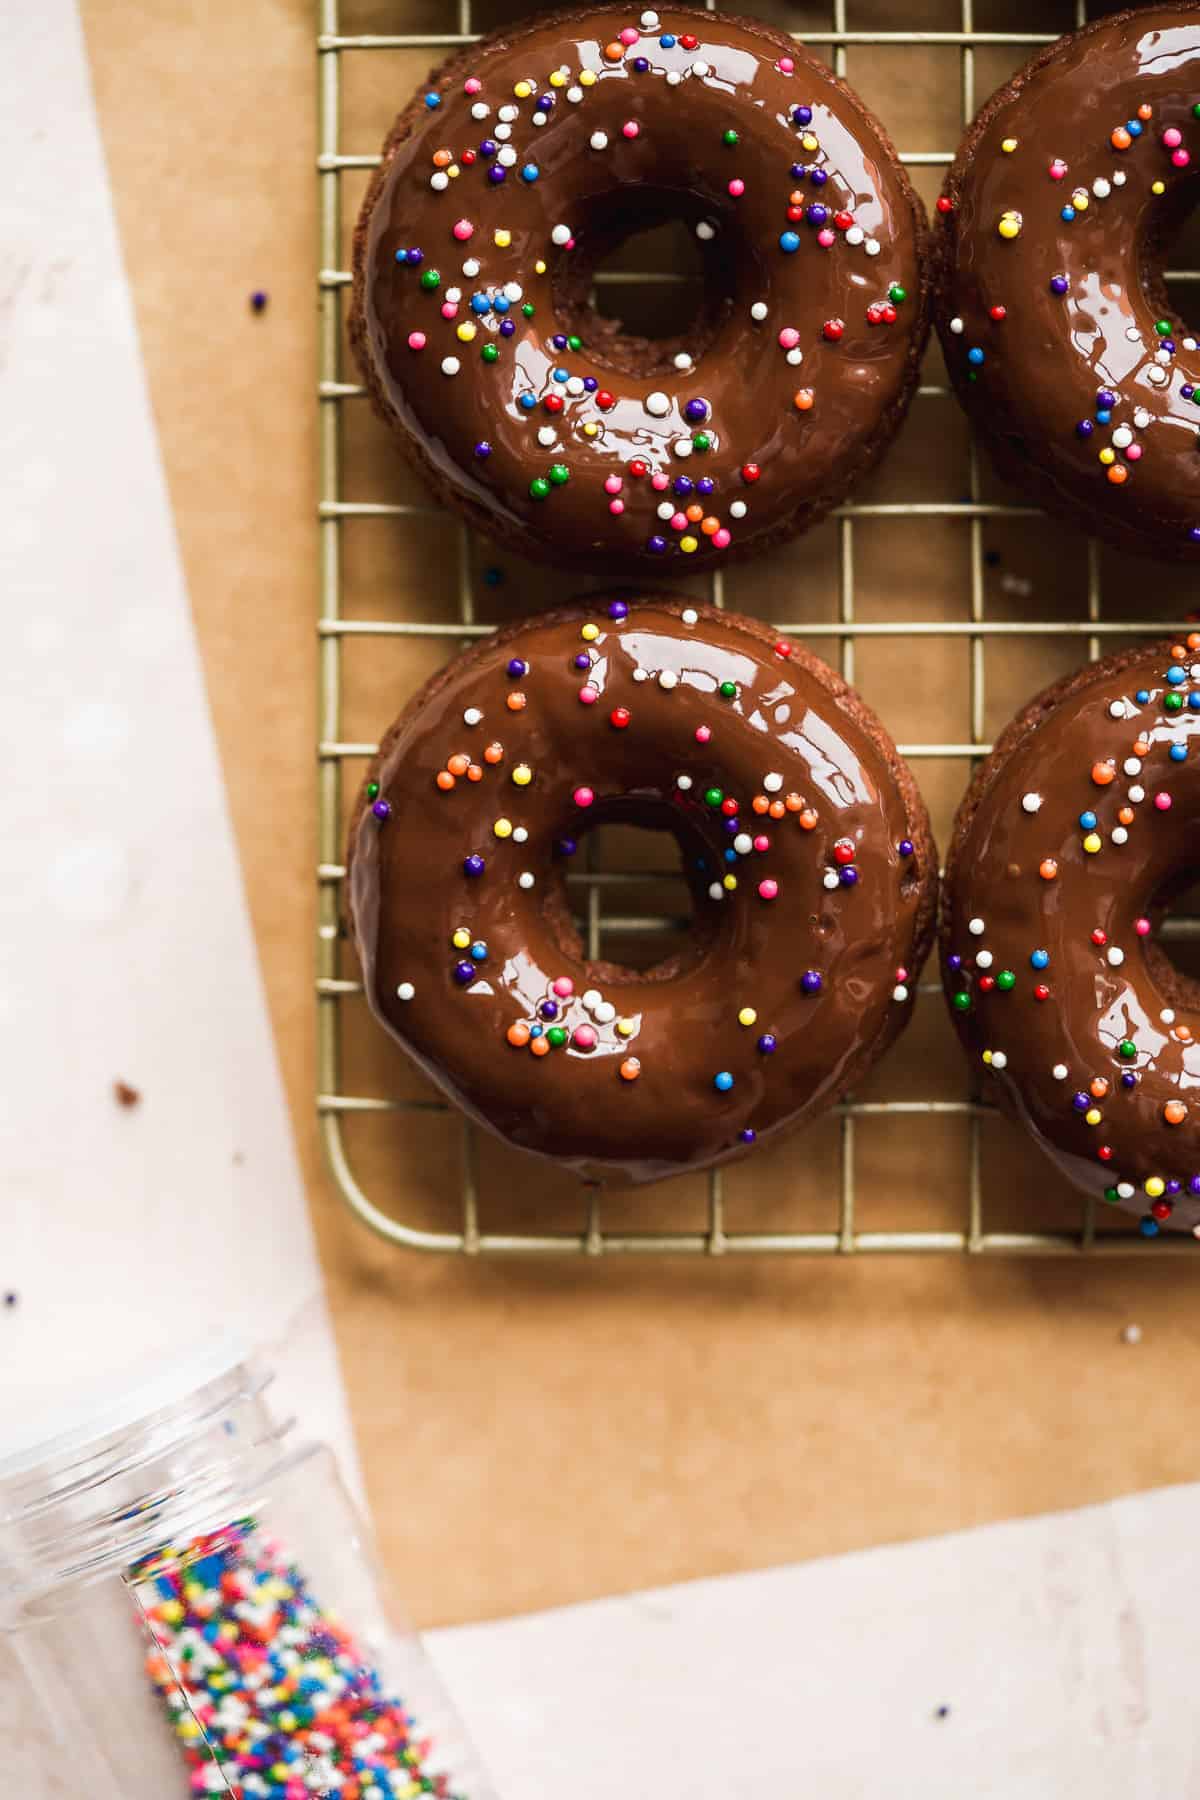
[316,0,1200,1258]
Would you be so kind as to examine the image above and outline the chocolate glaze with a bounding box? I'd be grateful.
[348,597,936,1184]
[349,4,928,572]
[936,4,1200,561]
[942,635,1200,1235]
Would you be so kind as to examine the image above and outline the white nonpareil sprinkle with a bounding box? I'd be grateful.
[532,112,548,128]
[673,438,693,457]
[633,668,648,682]
[1021,791,1042,812]
[729,499,747,519]
[463,707,482,726]
[397,982,415,1001]
[497,145,517,167]
[657,502,675,520]
[498,104,518,121]
[991,1051,1008,1069]
[676,774,693,790]
[441,356,460,375]
[666,70,682,86]
[949,316,964,335]
[594,1001,616,1024]
[518,872,535,890]
[503,281,522,301]
[864,238,881,257]
[893,984,909,1003]
[1118,1184,1135,1201]
[445,286,462,304]
[1125,326,1142,343]
[733,833,753,854]
[1112,425,1133,449]
[537,426,557,446]
[674,352,693,370]
[590,131,609,151]
[681,608,698,625]
[845,226,864,247]
[975,950,993,969]
[786,348,803,365]
[695,220,717,240]
[1111,826,1129,845]
[1107,947,1125,966]
[513,826,528,843]
[1124,757,1141,775]
[763,772,783,792]
[1114,171,1127,186]
[430,172,449,191]
[1129,784,1145,802]
[968,916,985,935]
[1053,1063,1069,1080]
[750,301,768,321]
[566,376,585,395]
[551,223,572,246]
[641,10,661,26]
[494,124,511,142]
[823,870,839,890]
[658,670,679,690]
[1108,700,1126,719]
[1148,366,1167,385]
[462,257,480,277]
[708,881,725,900]
[1093,177,1111,198]
[582,988,602,1011]
[1162,1008,1176,1024]
[645,390,670,417]
[1122,1323,1143,1346]
[567,85,584,103]
[1134,408,1151,428]
[691,59,710,76]
[470,102,489,119]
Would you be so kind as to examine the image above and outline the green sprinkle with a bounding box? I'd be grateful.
[546,1026,567,1047]
[692,432,712,453]
[1155,319,1172,337]
[529,476,551,500]
[1166,690,1184,713]
[719,681,737,699]
[1194,102,1200,118]
[567,334,582,352]
[1102,1186,1120,1205]
[888,284,907,304]
[722,128,739,146]
[1119,1039,1137,1061]
[996,969,1016,991]
[365,781,380,801]
[522,302,535,318]
[419,269,441,291]
[548,463,570,485]
[704,787,724,808]
[952,991,972,1013]
[481,343,499,363]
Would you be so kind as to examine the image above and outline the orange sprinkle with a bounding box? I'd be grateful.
[1171,642,1187,660]
[701,516,720,536]
[1188,632,1200,650]
[506,692,527,711]
[506,1022,531,1048]
[432,148,453,169]
[784,792,803,812]
[530,1036,551,1058]
[447,752,470,777]
[1176,1024,1194,1044]
[793,388,815,411]
[789,189,805,207]
[752,795,770,814]
[768,799,786,820]
[619,1057,641,1081]
[1089,1078,1109,1100]
[685,503,703,523]
[1118,806,1134,825]
[1091,759,1115,785]
[1112,126,1132,150]
[436,770,455,792]
[1137,103,1153,120]
[1133,738,1151,756]
[799,808,819,830]
[1039,858,1058,881]
[1165,1099,1187,1126]
[603,38,624,59]
[1107,464,1128,485]
[466,763,483,782]
[484,741,504,764]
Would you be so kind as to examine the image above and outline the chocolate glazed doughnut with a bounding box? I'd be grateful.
[936,5,1200,561]
[350,5,929,572]
[348,597,937,1185]
[942,634,1200,1237]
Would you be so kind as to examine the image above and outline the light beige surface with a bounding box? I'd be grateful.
[82,0,1200,1629]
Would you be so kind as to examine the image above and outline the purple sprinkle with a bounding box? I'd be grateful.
[583,375,598,391]
[739,1127,757,1143]
[757,1033,778,1053]
[791,162,806,179]
[633,55,650,72]
[647,535,667,553]
[551,333,568,350]
[673,475,694,496]
[475,441,492,458]
[723,816,739,834]
[1050,275,1069,295]
[372,799,391,822]
[453,961,475,984]
[947,954,962,971]
[1076,419,1094,438]
[607,600,629,620]
[1167,1178,1182,1195]
[250,290,268,312]
[898,838,914,857]
[810,168,829,186]
[1184,386,1196,401]
[538,93,554,109]
[464,854,485,876]
[1190,1175,1200,1195]
[1190,527,1200,543]
[406,248,423,265]
[539,1000,559,1020]
[801,970,823,994]
[839,865,858,887]
[696,476,715,496]
[806,203,829,227]
[499,319,516,337]
[1096,387,1116,409]
[555,837,577,858]
[1072,1091,1089,1112]
[507,657,527,677]
[488,165,506,184]
[479,139,497,158]
[573,652,591,669]
[684,397,709,423]
[793,104,813,125]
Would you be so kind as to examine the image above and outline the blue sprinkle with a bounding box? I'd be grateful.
[470,941,488,961]
[424,92,441,109]
[552,367,569,382]
[518,392,537,410]
[1167,665,1186,684]
[1079,810,1097,830]
[1061,205,1076,222]
[520,164,539,183]
[1170,742,1188,761]
[470,293,491,314]
[1031,949,1050,969]
[659,32,676,46]
[1096,408,1112,426]
[1189,692,1200,710]
[724,848,737,863]
[1136,689,1151,704]
[714,1071,734,1092]
[779,230,801,253]
[1127,119,1143,137]
[394,248,408,264]
[1139,1216,1159,1237]
[967,347,985,366]
[492,294,510,314]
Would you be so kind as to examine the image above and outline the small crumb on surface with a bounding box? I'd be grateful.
[934,1705,950,1721]
[1122,1323,1142,1345]
[250,290,268,312]
[3,1292,17,1309]
[113,1079,141,1108]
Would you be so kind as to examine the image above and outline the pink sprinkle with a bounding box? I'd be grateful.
[758,879,779,901]
[778,327,800,350]
[578,685,599,705]
[619,25,638,43]
[753,834,770,852]
[609,498,625,515]
[452,218,474,241]
[651,472,670,491]
[553,976,574,997]
[1136,916,1151,936]
[671,511,687,531]
[1174,148,1191,168]
[777,56,794,74]
[1125,443,1142,461]
[1049,159,1067,180]
[572,1024,597,1050]
[1163,127,1183,148]
[441,301,458,320]
[728,178,745,198]
[622,120,639,140]
[1155,791,1172,810]
[695,725,711,744]
[464,77,482,94]
[574,786,594,808]
[712,528,731,549]
[817,228,835,248]
[604,474,622,494]
[407,331,426,351]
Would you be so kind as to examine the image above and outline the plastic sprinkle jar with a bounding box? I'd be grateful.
[0,1346,496,1799]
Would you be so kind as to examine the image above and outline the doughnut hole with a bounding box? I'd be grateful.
[1145,171,1200,341]
[555,187,740,379]
[1144,871,1200,997]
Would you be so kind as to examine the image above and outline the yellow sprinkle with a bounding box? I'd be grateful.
[549,68,567,87]
[1146,1176,1165,1198]
[1001,137,1018,154]
[448,164,460,178]
[534,258,547,274]
[581,622,600,641]
[616,1017,636,1037]
[801,133,819,153]
[580,68,597,86]
[1071,189,1089,210]
[493,818,513,838]
[1085,1107,1101,1126]
[456,321,477,342]
[452,928,471,949]
[738,1007,757,1027]
[1152,179,1166,196]
[583,422,600,438]
[997,209,1023,240]
[1098,447,1115,465]
[1083,832,1102,854]
[982,1049,993,1064]
[494,228,512,248]
[511,763,532,786]
[513,81,532,98]
[723,873,738,891]
[680,535,699,554]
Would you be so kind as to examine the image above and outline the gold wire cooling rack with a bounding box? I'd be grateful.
[316,0,1200,1257]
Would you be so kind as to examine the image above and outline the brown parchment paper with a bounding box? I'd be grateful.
[82,0,1200,1630]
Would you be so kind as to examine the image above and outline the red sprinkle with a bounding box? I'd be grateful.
[988,304,1007,322]
[822,318,845,341]
[610,706,631,729]
[543,394,564,413]
[596,390,615,411]
[741,463,761,483]
[773,640,792,658]
[936,196,953,214]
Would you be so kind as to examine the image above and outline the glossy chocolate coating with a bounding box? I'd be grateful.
[348,597,936,1184]
[350,5,928,571]
[937,5,1200,561]
[942,636,1200,1234]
